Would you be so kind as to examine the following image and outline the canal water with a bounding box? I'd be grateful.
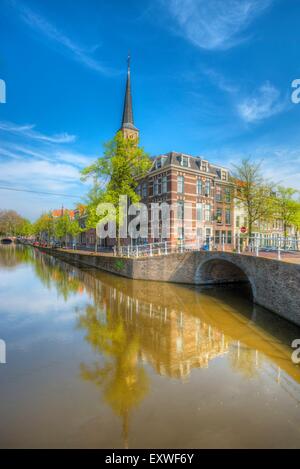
[0,245,300,448]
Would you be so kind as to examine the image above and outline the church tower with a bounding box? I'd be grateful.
[120,55,139,141]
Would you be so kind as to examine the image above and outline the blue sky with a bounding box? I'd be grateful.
[1,0,300,219]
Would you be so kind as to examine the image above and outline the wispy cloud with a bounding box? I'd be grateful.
[11,1,116,75]
[162,0,273,50]
[237,82,287,123]
[0,121,76,143]
[0,119,96,218]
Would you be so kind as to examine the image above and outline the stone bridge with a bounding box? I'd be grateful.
[39,247,300,327]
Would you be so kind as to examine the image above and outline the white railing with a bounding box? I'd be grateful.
[114,234,299,260]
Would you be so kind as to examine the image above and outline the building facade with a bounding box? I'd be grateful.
[137,153,235,248]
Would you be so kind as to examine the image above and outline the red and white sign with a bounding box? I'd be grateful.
[240,226,247,234]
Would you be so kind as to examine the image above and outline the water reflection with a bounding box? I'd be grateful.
[1,245,300,448]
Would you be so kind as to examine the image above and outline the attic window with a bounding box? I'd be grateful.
[156,158,162,169]
[180,156,189,167]
[202,161,208,172]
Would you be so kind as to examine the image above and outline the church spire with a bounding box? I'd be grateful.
[120,54,139,140]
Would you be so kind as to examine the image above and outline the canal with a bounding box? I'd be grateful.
[0,245,300,448]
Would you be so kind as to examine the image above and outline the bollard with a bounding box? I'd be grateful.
[222,234,225,252]
[278,246,281,261]
[165,241,168,255]
[149,244,153,257]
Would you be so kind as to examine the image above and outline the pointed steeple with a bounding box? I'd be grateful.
[120,54,139,140]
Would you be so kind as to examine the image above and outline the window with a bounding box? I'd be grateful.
[162,175,167,194]
[181,156,189,167]
[177,175,184,193]
[177,226,184,239]
[216,185,222,202]
[197,179,202,195]
[205,179,211,196]
[216,208,222,224]
[225,187,231,203]
[177,201,184,220]
[205,204,211,222]
[156,158,162,169]
[142,183,147,198]
[202,161,208,172]
[196,227,202,238]
[225,208,231,225]
[215,230,220,244]
[196,203,203,221]
[236,216,240,228]
[227,231,232,244]
[136,184,141,197]
[153,179,159,196]
[221,171,227,181]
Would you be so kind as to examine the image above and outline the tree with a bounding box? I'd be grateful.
[0,210,26,236]
[54,212,71,243]
[33,213,55,241]
[67,218,82,248]
[81,180,104,252]
[16,218,32,237]
[232,158,276,238]
[81,132,151,249]
[275,187,300,245]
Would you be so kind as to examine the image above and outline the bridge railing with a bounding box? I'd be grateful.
[114,234,300,260]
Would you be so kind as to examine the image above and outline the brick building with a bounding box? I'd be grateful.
[137,153,235,247]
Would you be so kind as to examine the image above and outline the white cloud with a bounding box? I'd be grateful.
[162,0,273,50]
[0,121,76,143]
[237,82,286,123]
[0,159,79,187]
[12,2,116,76]
[0,119,95,219]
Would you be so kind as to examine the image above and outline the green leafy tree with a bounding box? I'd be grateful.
[81,132,151,249]
[67,218,82,248]
[33,212,55,241]
[232,158,276,238]
[16,218,32,237]
[275,187,300,245]
[54,212,71,242]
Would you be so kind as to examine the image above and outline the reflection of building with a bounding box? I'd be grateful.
[77,267,230,380]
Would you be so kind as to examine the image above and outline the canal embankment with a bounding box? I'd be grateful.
[36,245,300,327]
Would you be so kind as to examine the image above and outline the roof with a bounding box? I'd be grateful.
[149,151,230,179]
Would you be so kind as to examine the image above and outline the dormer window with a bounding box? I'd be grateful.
[202,161,208,172]
[221,170,227,181]
[180,155,189,167]
[156,158,162,169]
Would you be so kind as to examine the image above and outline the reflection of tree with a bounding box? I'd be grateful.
[78,305,149,448]
[0,244,34,268]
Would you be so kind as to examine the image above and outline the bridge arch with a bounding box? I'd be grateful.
[194,255,257,299]
[0,238,13,245]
